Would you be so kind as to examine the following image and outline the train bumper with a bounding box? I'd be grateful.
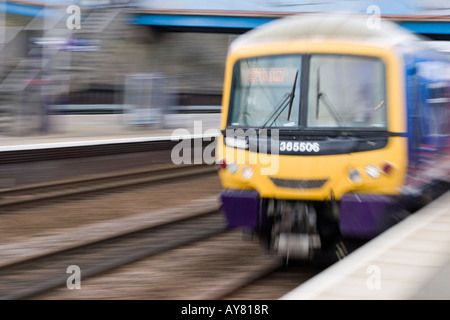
[339,193,397,239]
[220,189,260,229]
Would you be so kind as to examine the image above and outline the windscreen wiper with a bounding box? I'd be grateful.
[287,70,299,121]
[316,68,343,126]
[261,70,299,128]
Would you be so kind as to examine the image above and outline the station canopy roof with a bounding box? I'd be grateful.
[131,0,450,35]
[132,0,450,16]
[2,0,450,35]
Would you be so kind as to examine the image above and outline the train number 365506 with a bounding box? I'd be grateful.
[279,141,320,153]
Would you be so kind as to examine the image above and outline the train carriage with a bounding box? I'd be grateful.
[216,14,450,260]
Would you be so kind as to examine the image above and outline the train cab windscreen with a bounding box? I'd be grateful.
[228,54,387,130]
[307,55,387,129]
[228,55,302,128]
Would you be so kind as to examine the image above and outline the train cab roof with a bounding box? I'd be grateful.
[230,13,422,52]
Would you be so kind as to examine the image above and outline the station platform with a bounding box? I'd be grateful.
[281,190,450,300]
[0,113,222,150]
[0,112,221,188]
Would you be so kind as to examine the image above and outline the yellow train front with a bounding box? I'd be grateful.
[216,14,450,260]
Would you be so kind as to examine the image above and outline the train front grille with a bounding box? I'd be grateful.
[269,177,328,189]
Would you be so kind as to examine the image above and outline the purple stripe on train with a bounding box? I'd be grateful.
[220,189,259,229]
[339,193,397,239]
[221,189,399,239]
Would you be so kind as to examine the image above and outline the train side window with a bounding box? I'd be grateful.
[426,82,450,135]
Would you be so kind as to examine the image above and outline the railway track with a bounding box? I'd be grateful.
[0,208,225,300]
[192,241,361,300]
[28,229,321,301]
[215,264,324,300]
[0,163,217,211]
[194,260,285,300]
[0,162,325,301]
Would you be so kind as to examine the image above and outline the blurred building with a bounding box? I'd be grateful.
[0,0,449,134]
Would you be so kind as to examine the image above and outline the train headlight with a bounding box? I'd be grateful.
[226,162,239,174]
[348,168,362,183]
[241,166,254,180]
[216,159,239,174]
[365,165,382,179]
